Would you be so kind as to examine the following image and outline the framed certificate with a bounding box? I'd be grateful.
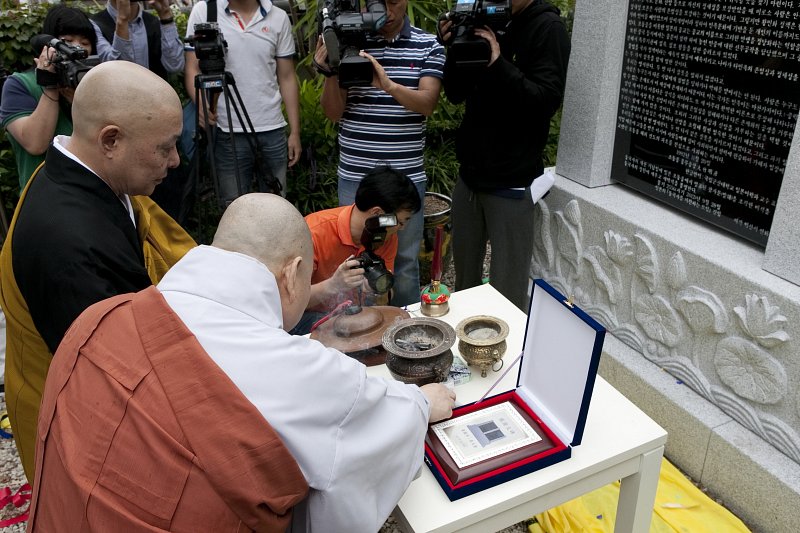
[425,395,558,485]
[431,402,542,469]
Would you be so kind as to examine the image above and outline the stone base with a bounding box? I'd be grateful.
[531,174,800,533]
[600,335,800,533]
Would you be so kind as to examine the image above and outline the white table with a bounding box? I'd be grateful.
[367,283,667,533]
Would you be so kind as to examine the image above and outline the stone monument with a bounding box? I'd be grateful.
[535,1,800,531]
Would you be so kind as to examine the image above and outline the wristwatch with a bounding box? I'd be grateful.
[160,17,175,25]
[312,57,334,78]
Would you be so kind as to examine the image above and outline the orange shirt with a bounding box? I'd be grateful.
[306,204,398,284]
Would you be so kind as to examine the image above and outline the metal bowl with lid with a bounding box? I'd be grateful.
[381,317,455,386]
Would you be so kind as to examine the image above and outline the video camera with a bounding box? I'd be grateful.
[31,35,100,89]
[319,0,387,88]
[192,22,228,76]
[355,213,397,294]
[438,0,511,69]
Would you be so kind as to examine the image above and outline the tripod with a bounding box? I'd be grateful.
[188,70,282,238]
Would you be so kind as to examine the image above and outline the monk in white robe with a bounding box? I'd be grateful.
[30,193,456,532]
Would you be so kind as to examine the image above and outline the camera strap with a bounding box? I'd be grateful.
[206,0,217,23]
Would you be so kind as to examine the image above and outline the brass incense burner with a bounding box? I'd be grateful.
[310,305,410,366]
[455,315,509,377]
[382,317,455,386]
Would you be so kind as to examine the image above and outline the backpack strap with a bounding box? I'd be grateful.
[207,0,217,23]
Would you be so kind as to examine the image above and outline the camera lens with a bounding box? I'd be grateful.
[364,265,393,294]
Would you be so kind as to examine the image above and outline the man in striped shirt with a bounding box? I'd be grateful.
[315,0,444,307]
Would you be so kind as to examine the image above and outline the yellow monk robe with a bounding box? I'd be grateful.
[0,152,196,482]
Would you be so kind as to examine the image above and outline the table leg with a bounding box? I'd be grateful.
[614,445,664,533]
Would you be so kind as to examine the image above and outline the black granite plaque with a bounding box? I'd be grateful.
[612,0,800,247]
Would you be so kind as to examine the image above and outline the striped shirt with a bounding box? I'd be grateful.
[338,19,445,184]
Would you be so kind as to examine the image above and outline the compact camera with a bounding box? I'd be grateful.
[354,213,397,294]
[32,35,100,89]
[319,0,387,88]
[192,22,228,75]
[439,0,511,69]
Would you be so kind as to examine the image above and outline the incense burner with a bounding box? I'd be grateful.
[382,317,455,386]
[455,315,509,377]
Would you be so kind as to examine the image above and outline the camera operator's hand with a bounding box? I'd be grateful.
[116,0,134,25]
[34,46,56,75]
[359,51,397,94]
[148,0,174,21]
[437,17,454,46]
[420,383,456,423]
[197,92,218,128]
[313,36,334,77]
[329,256,365,292]
[474,27,501,66]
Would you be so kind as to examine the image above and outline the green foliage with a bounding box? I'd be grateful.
[0,0,575,230]
[0,3,51,73]
[425,94,462,196]
[287,77,340,215]
[0,3,53,220]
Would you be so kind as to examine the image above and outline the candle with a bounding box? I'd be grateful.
[431,224,443,281]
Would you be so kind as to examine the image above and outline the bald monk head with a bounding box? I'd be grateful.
[67,60,183,197]
[212,193,315,331]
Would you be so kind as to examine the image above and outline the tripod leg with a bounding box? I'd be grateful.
[218,84,248,201]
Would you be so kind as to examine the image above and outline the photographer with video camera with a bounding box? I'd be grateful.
[0,5,97,190]
[290,166,421,335]
[183,0,301,204]
[315,0,444,308]
[438,0,570,312]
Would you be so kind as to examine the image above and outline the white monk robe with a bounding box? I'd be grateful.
[157,245,431,532]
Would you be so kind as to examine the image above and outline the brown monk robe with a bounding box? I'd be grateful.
[27,286,308,532]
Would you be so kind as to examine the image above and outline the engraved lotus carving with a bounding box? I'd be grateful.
[676,287,729,334]
[529,189,800,463]
[634,234,659,293]
[604,230,633,264]
[633,294,683,348]
[714,337,788,404]
[666,251,687,290]
[555,200,583,279]
[584,245,622,305]
[734,294,791,348]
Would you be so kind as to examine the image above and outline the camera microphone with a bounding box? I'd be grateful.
[30,34,57,55]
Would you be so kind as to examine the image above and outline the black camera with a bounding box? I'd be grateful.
[319,0,387,88]
[193,22,228,75]
[354,213,397,294]
[439,0,511,69]
[32,35,100,89]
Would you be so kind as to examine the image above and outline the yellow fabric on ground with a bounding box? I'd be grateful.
[530,458,751,533]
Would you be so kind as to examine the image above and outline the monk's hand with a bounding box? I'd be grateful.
[420,383,456,422]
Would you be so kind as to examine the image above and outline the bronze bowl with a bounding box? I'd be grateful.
[381,317,456,386]
[455,315,509,377]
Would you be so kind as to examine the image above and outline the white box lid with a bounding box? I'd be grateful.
[515,279,605,447]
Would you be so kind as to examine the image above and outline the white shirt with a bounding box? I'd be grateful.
[185,0,295,133]
[158,245,430,532]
